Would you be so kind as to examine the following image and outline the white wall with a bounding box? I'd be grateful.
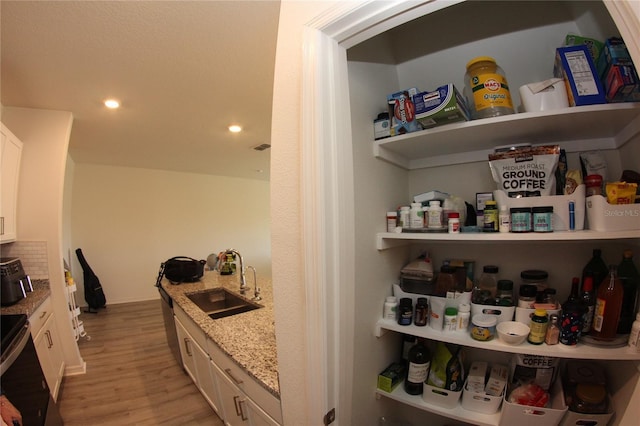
[70,163,271,305]
[1,106,85,375]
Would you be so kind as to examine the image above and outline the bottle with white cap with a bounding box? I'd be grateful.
[427,200,443,229]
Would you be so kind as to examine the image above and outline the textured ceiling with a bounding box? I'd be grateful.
[1,1,280,181]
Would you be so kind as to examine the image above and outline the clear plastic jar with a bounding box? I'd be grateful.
[464,56,515,119]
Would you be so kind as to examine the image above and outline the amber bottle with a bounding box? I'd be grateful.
[591,265,624,341]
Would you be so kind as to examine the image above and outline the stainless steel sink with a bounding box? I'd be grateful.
[187,288,262,319]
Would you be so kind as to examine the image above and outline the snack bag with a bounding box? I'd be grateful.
[606,181,638,204]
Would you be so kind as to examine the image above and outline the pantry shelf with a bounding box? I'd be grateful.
[376,386,499,426]
[375,319,640,361]
[373,103,640,170]
[376,230,640,250]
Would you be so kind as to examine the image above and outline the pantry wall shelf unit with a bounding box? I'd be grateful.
[373,103,640,170]
[376,230,640,250]
[375,318,640,361]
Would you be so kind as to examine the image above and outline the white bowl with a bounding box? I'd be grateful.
[497,321,530,345]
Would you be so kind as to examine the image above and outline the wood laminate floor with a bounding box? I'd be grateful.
[57,300,224,426]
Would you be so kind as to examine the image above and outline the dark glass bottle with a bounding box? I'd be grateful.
[617,250,640,334]
[404,338,431,395]
[582,249,608,293]
[560,277,585,345]
[401,334,416,366]
[580,275,596,334]
[591,265,624,341]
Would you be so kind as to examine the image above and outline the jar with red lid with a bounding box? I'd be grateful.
[585,174,603,197]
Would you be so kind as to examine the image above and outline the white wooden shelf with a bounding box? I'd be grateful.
[375,318,640,361]
[376,230,640,250]
[374,103,640,170]
[376,385,500,426]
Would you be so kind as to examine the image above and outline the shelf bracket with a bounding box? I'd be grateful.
[374,323,387,338]
[376,235,411,250]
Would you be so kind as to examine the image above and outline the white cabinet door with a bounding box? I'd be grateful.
[175,316,222,416]
[33,313,65,400]
[212,361,249,426]
[0,123,23,243]
[175,317,198,383]
[211,361,280,426]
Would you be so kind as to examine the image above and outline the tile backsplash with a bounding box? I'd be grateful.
[0,241,49,279]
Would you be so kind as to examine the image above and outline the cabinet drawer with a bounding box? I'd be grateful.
[29,296,53,336]
[173,302,207,349]
[208,339,282,424]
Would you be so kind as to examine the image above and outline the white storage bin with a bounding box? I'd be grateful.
[422,382,462,409]
[493,185,585,231]
[500,380,567,426]
[586,195,640,232]
[471,303,515,325]
[461,379,503,414]
[559,409,614,426]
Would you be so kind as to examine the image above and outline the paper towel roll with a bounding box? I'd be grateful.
[519,78,569,112]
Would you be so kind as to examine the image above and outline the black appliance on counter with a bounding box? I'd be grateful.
[1,257,33,306]
[0,314,64,425]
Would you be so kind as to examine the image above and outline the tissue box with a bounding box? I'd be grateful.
[377,362,405,393]
[413,84,470,129]
[387,88,422,136]
[554,45,606,106]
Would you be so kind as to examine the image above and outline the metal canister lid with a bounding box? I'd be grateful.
[521,269,549,281]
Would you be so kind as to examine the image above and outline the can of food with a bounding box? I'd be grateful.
[471,314,497,341]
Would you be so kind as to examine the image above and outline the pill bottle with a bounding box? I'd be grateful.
[386,211,397,232]
[397,298,413,326]
[457,303,471,331]
[483,201,499,232]
[383,296,398,320]
[499,205,510,232]
[528,308,549,345]
[532,206,553,232]
[448,212,460,233]
[409,202,424,229]
[427,200,443,229]
[399,206,410,228]
[464,56,515,119]
[414,297,429,327]
[444,307,458,332]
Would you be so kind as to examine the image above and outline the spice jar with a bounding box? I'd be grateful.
[464,56,515,119]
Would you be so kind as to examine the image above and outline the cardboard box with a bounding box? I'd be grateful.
[597,37,633,79]
[603,63,638,102]
[485,365,508,397]
[377,362,405,393]
[467,361,488,393]
[565,34,603,63]
[554,45,606,106]
[387,88,422,136]
[412,84,470,129]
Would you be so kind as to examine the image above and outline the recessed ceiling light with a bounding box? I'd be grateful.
[104,99,120,109]
[228,125,242,133]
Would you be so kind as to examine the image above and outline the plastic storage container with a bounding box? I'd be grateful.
[464,56,515,119]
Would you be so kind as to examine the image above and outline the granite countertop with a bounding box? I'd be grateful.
[0,279,51,316]
[161,271,280,399]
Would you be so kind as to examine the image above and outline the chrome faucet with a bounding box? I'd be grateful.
[223,248,247,295]
[246,265,261,301]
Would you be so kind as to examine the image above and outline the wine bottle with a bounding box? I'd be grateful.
[560,277,585,345]
[591,265,624,341]
[580,275,596,334]
[582,249,608,293]
[617,250,640,334]
[404,337,431,395]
